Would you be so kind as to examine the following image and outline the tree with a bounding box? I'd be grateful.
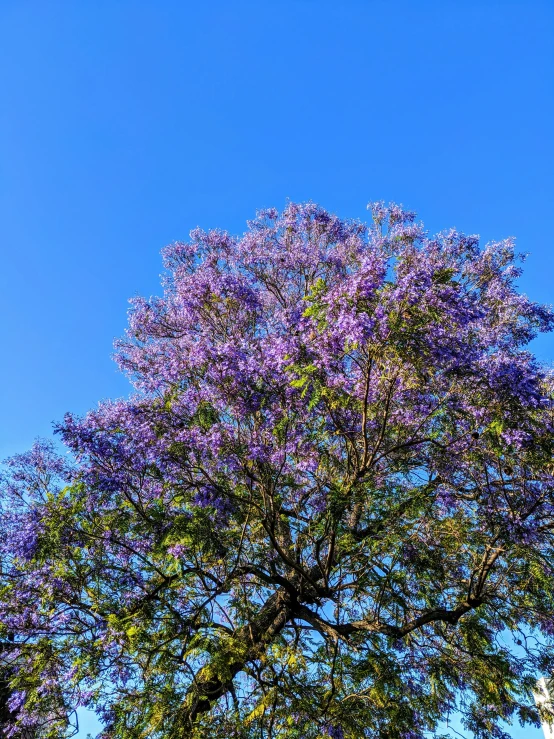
[1,201,554,739]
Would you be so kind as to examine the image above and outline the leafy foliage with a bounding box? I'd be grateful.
[2,202,554,738]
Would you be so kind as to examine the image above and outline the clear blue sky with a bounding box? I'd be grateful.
[1,2,552,737]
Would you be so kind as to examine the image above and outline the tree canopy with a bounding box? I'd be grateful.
[2,202,554,739]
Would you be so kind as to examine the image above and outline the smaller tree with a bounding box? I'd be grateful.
[1,202,554,739]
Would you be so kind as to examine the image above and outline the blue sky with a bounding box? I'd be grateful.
[0,2,553,737]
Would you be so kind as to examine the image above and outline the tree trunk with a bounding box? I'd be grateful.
[173,589,293,737]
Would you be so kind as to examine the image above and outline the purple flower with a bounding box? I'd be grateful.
[324,724,345,739]
[168,543,187,558]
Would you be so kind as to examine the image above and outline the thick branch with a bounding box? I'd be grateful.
[174,589,293,737]
[295,597,484,641]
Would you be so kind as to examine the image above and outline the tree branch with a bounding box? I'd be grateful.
[174,589,293,737]
[295,597,484,642]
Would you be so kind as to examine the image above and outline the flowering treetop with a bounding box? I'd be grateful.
[1,202,554,739]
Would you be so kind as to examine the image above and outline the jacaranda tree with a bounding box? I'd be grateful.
[2,202,554,739]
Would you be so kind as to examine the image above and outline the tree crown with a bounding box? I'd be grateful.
[2,202,554,739]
